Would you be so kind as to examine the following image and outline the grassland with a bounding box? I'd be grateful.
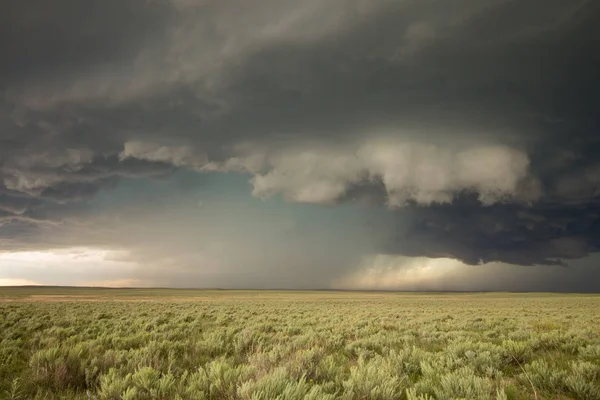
[1,288,599,400]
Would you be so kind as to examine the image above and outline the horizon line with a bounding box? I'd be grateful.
[1,285,599,294]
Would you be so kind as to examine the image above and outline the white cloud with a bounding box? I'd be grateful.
[250,148,365,204]
[204,139,535,206]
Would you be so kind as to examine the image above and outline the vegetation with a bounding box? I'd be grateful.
[1,288,599,399]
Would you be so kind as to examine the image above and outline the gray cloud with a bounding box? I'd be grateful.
[1,0,600,282]
[376,196,600,266]
[0,0,175,88]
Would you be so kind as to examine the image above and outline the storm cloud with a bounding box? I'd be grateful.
[1,0,600,289]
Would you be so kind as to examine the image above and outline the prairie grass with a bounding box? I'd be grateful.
[0,289,599,399]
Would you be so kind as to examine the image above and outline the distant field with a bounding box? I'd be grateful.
[1,288,599,399]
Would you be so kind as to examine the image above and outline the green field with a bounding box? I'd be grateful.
[1,288,599,400]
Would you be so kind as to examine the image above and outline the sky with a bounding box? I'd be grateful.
[1,0,600,291]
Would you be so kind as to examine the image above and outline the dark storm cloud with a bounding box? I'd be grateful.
[0,191,32,215]
[379,194,600,266]
[1,0,600,271]
[0,0,174,87]
[38,179,119,203]
[195,0,599,147]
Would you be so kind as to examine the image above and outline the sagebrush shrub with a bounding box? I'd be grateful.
[2,291,599,399]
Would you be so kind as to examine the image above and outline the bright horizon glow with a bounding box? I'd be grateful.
[0,247,144,287]
[0,278,41,286]
[0,247,123,263]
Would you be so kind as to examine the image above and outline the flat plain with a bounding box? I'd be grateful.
[1,288,599,400]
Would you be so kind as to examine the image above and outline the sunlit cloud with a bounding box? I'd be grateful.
[333,254,464,290]
[83,278,148,288]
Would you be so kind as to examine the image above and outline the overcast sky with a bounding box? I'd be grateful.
[1,0,599,291]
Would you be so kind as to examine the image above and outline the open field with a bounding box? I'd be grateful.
[1,288,599,399]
